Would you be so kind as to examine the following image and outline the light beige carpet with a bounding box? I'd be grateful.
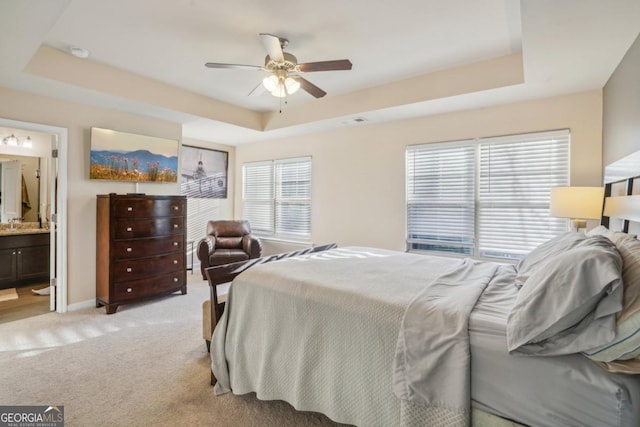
[0,276,345,427]
[0,288,18,302]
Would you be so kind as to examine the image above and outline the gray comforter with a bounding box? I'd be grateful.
[211,247,502,426]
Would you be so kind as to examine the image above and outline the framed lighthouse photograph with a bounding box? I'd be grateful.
[180,145,228,198]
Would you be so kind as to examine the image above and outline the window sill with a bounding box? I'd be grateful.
[258,236,313,246]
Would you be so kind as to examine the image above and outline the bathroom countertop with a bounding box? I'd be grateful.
[0,228,50,236]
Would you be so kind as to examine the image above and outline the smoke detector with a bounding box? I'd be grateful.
[69,46,90,59]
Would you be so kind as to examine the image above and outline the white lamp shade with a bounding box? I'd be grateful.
[284,77,300,94]
[263,74,300,98]
[262,75,279,91]
[270,85,286,98]
[550,186,604,219]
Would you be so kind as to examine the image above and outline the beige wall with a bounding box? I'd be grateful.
[235,90,603,252]
[0,86,231,305]
[603,33,640,165]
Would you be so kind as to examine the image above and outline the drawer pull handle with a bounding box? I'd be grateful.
[126,248,132,252]
[173,259,178,264]
[126,267,132,273]
[173,242,178,246]
[173,206,179,211]
[173,224,178,229]
[126,227,132,232]
[127,207,133,212]
[127,288,132,293]
[173,278,179,283]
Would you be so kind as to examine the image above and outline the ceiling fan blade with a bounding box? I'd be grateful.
[205,62,263,71]
[292,76,326,98]
[297,59,352,72]
[259,33,285,63]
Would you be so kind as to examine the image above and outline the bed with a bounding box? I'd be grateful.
[206,154,640,427]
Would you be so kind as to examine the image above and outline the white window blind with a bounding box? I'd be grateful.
[243,157,312,240]
[407,141,476,255]
[275,158,312,238]
[478,131,569,259]
[242,161,274,235]
[406,130,570,260]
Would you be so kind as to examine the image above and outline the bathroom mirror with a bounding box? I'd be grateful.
[0,153,49,225]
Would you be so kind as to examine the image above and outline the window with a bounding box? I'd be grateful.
[406,130,570,260]
[406,141,476,255]
[243,157,312,240]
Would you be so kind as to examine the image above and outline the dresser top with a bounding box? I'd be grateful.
[97,193,185,199]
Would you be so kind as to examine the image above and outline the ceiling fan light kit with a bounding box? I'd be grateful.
[205,33,352,101]
[262,72,301,97]
[284,77,301,94]
[262,74,279,91]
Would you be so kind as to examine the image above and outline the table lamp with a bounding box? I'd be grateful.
[550,186,604,232]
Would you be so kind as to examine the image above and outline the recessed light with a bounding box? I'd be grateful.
[69,46,90,59]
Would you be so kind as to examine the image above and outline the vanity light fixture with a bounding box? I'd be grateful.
[2,133,33,148]
[2,134,18,146]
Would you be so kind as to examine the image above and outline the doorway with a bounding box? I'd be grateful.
[0,154,50,322]
[0,118,67,319]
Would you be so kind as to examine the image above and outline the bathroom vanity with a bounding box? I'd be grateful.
[0,227,50,289]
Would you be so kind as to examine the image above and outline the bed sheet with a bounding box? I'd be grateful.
[469,271,640,427]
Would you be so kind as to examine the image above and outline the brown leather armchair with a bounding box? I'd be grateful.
[197,220,262,279]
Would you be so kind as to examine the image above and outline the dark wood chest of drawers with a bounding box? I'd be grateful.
[96,194,187,314]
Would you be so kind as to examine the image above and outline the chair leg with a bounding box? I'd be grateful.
[206,339,211,352]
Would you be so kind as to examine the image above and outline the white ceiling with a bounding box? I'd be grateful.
[0,0,638,146]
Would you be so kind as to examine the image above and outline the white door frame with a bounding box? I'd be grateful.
[0,118,68,313]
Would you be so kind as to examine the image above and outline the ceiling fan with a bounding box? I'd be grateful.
[205,33,352,99]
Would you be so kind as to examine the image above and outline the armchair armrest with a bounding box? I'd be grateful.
[197,236,216,280]
[197,236,215,260]
[242,234,262,259]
